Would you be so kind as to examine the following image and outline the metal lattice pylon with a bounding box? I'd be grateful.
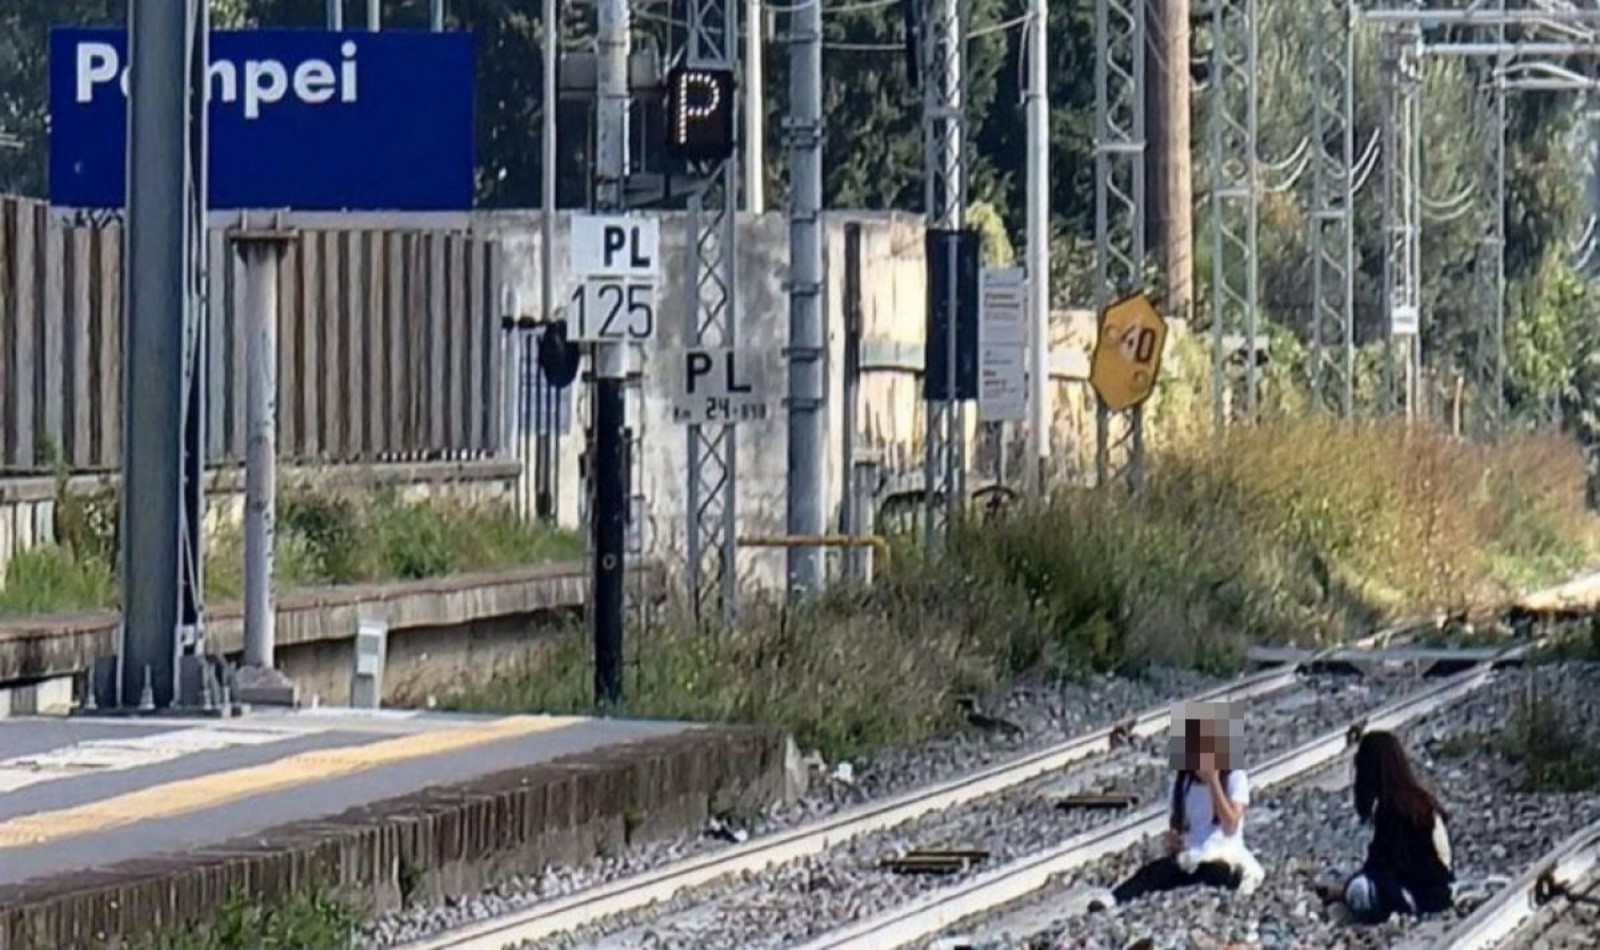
[1093,0,1145,488]
[1379,26,1422,418]
[1308,0,1355,418]
[1206,0,1260,431]
[922,0,967,545]
[683,0,741,623]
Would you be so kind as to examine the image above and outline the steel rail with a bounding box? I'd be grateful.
[403,665,1308,950]
[1436,815,1600,950]
[795,645,1531,950]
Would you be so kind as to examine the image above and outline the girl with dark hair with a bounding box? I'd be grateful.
[1088,711,1260,909]
[1319,730,1455,923]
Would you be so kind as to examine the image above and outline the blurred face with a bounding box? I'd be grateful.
[1169,700,1245,772]
[1196,723,1220,772]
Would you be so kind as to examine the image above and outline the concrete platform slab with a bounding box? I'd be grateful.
[0,708,791,949]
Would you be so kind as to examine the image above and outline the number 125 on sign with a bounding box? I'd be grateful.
[568,278,657,342]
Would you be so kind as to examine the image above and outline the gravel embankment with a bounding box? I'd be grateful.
[981,662,1600,950]
[360,667,1225,948]
[536,670,1424,950]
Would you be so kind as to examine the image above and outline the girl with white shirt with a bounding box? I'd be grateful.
[1089,713,1256,909]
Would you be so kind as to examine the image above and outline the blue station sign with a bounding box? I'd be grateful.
[49,28,476,211]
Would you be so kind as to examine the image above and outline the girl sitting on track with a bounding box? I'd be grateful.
[1088,704,1261,910]
[1317,730,1455,924]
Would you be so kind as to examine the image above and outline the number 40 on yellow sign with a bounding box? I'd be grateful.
[1089,291,1170,413]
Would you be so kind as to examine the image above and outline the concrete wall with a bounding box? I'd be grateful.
[0,205,1149,592]
[481,210,958,588]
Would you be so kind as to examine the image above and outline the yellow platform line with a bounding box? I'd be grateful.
[0,714,586,851]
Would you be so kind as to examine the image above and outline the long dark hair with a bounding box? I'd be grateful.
[1169,718,1233,831]
[1353,730,1448,829]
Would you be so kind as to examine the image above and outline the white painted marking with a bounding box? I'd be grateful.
[0,725,319,794]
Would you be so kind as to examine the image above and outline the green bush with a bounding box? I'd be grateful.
[455,562,1039,762]
[147,888,355,950]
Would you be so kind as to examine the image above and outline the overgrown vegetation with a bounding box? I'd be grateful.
[1502,683,1600,793]
[0,480,581,618]
[135,887,356,950]
[455,419,1598,760]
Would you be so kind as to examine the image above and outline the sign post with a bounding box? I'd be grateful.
[569,214,656,708]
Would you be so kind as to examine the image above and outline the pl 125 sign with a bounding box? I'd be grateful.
[567,214,660,343]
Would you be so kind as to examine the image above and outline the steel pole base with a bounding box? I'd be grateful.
[233,665,299,707]
[79,652,248,718]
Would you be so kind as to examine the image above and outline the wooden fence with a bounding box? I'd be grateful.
[0,195,503,474]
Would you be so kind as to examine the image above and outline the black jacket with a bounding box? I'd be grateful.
[1361,804,1455,913]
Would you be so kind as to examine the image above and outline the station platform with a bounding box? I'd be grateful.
[0,707,791,948]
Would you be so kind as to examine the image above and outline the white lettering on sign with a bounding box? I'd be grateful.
[75,40,360,120]
[670,347,776,426]
[570,215,660,279]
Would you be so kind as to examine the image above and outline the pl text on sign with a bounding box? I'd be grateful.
[978,267,1027,423]
[48,28,476,211]
[568,215,660,344]
[670,347,777,425]
[1089,291,1169,413]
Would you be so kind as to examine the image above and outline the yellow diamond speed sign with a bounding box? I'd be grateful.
[1090,292,1169,412]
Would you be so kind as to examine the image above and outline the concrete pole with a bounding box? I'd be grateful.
[745,0,766,213]
[231,229,297,706]
[1024,0,1049,500]
[1146,0,1193,318]
[327,0,343,29]
[367,0,380,30]
[121,0,190,709]
[431,0,445,31]
[787,0,825,594]
[239,243,279,668]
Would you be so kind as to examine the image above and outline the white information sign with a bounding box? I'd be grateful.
[568,215,660,343]
[670,347,778,425]
[979,267,1028,422]
[1390,302,1419,337]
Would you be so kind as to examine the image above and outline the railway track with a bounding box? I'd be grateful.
[385,575,1599,950]
[791,648,1530,950]
[399,649,1484,950]
[909,657,1600,950]
[391,664,1305,950]
[1430,814,1600,950]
